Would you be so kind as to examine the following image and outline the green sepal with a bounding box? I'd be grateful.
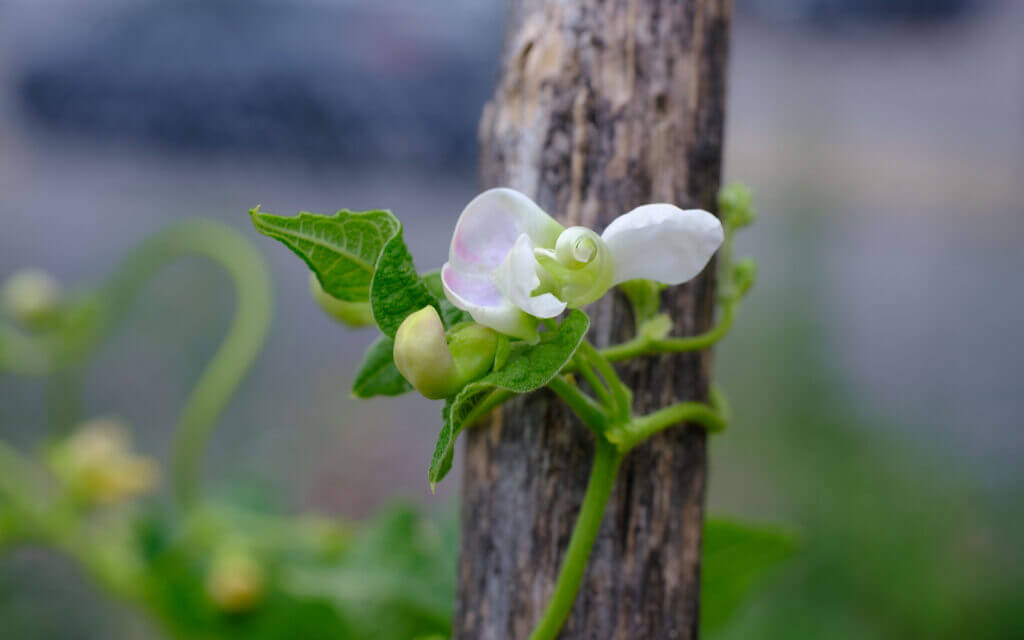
[492,335,511,372]
[427,310,590,490]
[352,336,413,399]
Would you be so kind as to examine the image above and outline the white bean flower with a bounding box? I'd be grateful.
[441,188,724,341]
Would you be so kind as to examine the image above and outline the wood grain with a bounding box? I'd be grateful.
[457,1,732,637]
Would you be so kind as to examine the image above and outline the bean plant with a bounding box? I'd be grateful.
[251,183,794,639]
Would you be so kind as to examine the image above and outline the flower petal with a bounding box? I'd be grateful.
[494,234,566,319]
[441,263,540,341]
[449,188,563,273]
[601,204,723,285]
[439,264,504,309]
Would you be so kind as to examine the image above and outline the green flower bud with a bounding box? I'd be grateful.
[309,273,373,327]
[1,269,61,331]
[731,258,757,297]
[718,182,755,229]
[393,306,498,399]
[206,547,265,613]
[639,313,673,342]
[534,227,615,308]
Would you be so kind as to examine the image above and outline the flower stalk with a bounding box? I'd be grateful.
[528,439,622,640]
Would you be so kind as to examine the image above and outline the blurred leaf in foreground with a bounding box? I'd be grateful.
[702,517,798,634]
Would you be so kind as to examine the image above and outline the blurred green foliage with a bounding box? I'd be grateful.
[139,502,456,640]
[709,201,1024,639]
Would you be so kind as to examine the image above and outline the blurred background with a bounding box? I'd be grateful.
[1,0,1022,637]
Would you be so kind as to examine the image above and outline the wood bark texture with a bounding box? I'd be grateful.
[457,1,732,638]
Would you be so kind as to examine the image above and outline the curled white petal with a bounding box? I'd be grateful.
[494,234,566,319]
[601,204,723,285]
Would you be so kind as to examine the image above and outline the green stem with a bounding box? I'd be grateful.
[576,341,631,421]
[572,352,614,408]
[610,401,726,453]
[529,439,622,640]
[599,300,735,364]
[97,220,272,510]
[546,376,608,433]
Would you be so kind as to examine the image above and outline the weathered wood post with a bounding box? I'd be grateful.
[456,1,732,638]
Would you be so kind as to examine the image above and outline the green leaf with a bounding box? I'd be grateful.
[701,517,798,633]
[369,230,436,338]
[250,206,399,302]
[421,270,473,328]
[250,205,436,338]
[352,337,413,398]
[428,310,590,489]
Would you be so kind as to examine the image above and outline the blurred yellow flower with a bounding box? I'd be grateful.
[205,548,266,613]
[50,418,160,506]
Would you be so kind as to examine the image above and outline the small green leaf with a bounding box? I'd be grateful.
[250,206,399,302]
[428,310,590,489]
[421,270,473,328]
[352,337,412,398]
[701,517,798,633]
[369,231,437,338]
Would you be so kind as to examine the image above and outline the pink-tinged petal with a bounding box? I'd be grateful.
[448,188,563,273]
[601,204,723,285]
[440,264,503,308]
[442,262,540,342]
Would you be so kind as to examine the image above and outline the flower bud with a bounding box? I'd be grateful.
[393,306,498,399]
[718,183,755,229]
[731,258,757,297]
[206,547,265,613]
[50,418,160,506]
[639,313,673,342]
[309,273,373,327]
[1,269,61,330]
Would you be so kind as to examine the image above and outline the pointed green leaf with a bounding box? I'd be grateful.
[428,310,590,489]
[369,231,437,339]
[352,337,412,398]
[250,206,399,302]
[701,517,798,633]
